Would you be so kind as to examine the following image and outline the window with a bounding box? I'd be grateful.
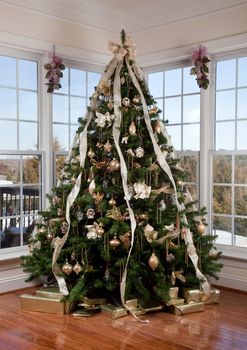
[211,55,247,248]
[53,67,101,152]
[0,51,42,253]
[148,66,200,198]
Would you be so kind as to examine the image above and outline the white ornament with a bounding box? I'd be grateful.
[88,179,96,195]
[144,224,158,243]
[165,223,175,232]
[135,147,144,158]
[86,225,98,239]
[159,200,166,211]
[95,111,115,128]
[133,182,151,199]
[121,136,129,144]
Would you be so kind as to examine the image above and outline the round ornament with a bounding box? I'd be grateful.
[128,121,137,136]
[132,95,141,105]
[87,148,95,159]
[88,179,96,195]
[208,247,218,257]
[57,208,63,217]
[135,147,145,158]
[60,221,68,235]
[62,260,73,275]
[109,158,120,171]
[96,224,104,236]
[71,176,77,184]
[38,226,47,235]
[46,232,53,241]
[109,235,121,248]
[148,252,159,270]
[197,222,205,235]
[86,208,95,219]
[109,198,116,206]
[144,223,155,235]
[73,261,83,275]
[176,179,183,187]
[122,97,130,107]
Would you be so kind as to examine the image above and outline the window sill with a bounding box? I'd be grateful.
[0,246,29,261]
[216,244,247,261]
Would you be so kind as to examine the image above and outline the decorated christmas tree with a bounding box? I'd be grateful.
[22,31,222,312]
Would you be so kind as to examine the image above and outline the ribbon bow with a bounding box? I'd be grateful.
[95,111,115,128]
[108,35,136,61]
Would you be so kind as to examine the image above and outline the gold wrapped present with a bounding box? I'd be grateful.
[72,310,92,317]
[139,299,165,313]
[101,304,128,319]
[169,287,179,299]
[182,288,220,304]
[20,293,75,314]
[82,296,106,306]
[125,299,146,316]
[168,302,205,315]
[35,287,64,300]
[166,297,185,307]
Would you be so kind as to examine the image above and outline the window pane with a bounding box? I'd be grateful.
[19,122,37,150]
[148,72,163,98]
[18,60,37,90]
[0,217,21,248]
[88,72,101,97]
[71,97,86,124]
[235,155,247,184]
[215,122,235,150]
[183,124,200,151]
[23,156,40,184]
[70,125,79,144]
[238,57,247,87]
[234,186,247,216]
[23,215,36,245]
[165,97,181,124]
[19,91,37,120]
[237,89,247,118]
[165,69,181,96]
[213,216,232,245]
[70,68,86,96]
[0,155,20,183]
[53,124,68,151]
[183,94,200,123]
[216,59,236,90]
[234,218,247,247]
[179,155,197,183]
[166,125,181,150]
[237,121,247,150]
[0,120,17,150]
[55,155,67,182]
[186,184,197,202]
[1,187,20,215]
[57,67,68,94]
[53,95,69,123]
[183,67,200,94]
[213,155,232,183]
[216,90,235,120]
[0,88,17,118]
[213,185,232,214]
[23,188,39,214]
[0,55,16,87]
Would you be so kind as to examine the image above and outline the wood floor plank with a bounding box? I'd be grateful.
[0,288,246,350]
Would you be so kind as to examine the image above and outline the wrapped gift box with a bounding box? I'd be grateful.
[168,302,205,315]
[182,288,220,304]
[101,304,128,319]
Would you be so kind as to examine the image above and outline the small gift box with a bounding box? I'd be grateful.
[168,302,205,315]
[101,304,128,319]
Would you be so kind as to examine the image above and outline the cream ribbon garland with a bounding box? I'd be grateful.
[125,57,210,294]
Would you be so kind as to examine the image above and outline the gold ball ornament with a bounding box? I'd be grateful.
[122,97,130,107]
[128,121,137,136]
[38,226,47,235]
[132,95,141,105]
[109,198,116,206]
[197,222,205,235]
[109,158,120,171]
[148,252,159,271]
[109,235,121,248]
[87,148,95,159]
[96,224,105,236]
[176,179,183,187]
[71,176,77,184]
[135,147,145,158]
[62,260,73,275]
[46,232,53,241]
[73,261,83,275]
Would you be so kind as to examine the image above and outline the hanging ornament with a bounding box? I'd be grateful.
[108,198,116,206]
[57,208,63,217]
[87,148,95,159]
[71,251,76,261]
[132,95,141,105]
[73,261,83,275]
[109,158,120,171]
[159,200,166,211]
[120,76,125,85]
[148,106,158,115]
[154,120,162,134]
[103,140,112,153]
[70,158,80,170]
[96,223,105,237]
[176,179,183,187]
[71,176,77,184]
[197,222,205,235]
[122,97,130,107]
[133,182,151,199]
[128,121,137,135]
[119,232,131,249]
[86,208,95,219]
[135,147,144,158]
[109,235,121,248]
[127,148,135,157]
[46,231,53,241]
[138,213,149,221]
[52,196,61,205]
[62,260,73,275]
[38,226,47,235]
[95,111,115,128]
[166,253,175,262]
[148,252,159,270]
[106,207,124,221]
[76,211,83,222]
[92,192,104,204]
[144,224,158,243]
[60,221,68,235]
[208,247,218,257]
[86,225,98,239]
[121,135,129,144]
[44,46,65,93]
[88,179,96,195]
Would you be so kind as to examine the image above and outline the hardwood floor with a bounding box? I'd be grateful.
[0,287,246,350]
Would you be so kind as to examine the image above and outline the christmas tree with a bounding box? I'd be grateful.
[22,31,222,310]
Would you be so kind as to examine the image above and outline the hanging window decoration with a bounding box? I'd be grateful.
[190,46,210,89]
[44,45,65,93]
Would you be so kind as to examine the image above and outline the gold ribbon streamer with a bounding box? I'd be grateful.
[125,57,210,294]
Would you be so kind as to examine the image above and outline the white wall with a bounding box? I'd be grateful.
[0,1,246,293]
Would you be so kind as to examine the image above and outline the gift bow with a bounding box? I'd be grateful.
[108,35,136,61]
